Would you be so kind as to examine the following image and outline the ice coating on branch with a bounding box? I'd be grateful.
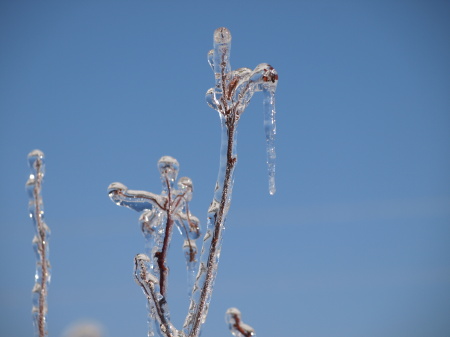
[205,36,279,195]
[213,27,232,94]
[108,28,278,337]
[183,28,279,337]
[134,254,173,337]
[225,308,255,337]
[214,27,231,44]
[26,149,50,337]
[108,156,200,337]
[108,182,164,212]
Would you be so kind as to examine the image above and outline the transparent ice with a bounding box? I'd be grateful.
[184,27,279,337]
[108,27,278,337]
[225,308,255,337]
[26,149,51,337]
[108,156,200,337]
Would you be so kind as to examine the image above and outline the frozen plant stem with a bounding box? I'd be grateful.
[185,26,278,337]
[26,150,51,337]
[108,27,278,337]
[108,157,200,337]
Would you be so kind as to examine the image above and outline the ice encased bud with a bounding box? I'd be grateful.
[158,156,179,184]
[251,63,278,91]
[107,182,127,204]
[214,27,231,44]
[108,182,127,194]
[225,308,255,337]
[178,176,193,201]
[27,149,45,178]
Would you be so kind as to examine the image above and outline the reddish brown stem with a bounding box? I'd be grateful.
[189,114,237,337]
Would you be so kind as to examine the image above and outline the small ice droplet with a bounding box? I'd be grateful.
[206,88,219,111]
[139,209,162,236]
[32,283,42,293]
[214,27,231,44]
[187,215,200,239]
[158,156,179,186]
[208,49,214,70]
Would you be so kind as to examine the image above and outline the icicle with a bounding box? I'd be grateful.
[26,149,50,337]
[225,308,255,337]
[176,177,201,296]
[139,209,165,276]
[249,63,279,195]
[263,86,277,195]
[183,239,198,295]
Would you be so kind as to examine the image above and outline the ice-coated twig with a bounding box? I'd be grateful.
[183,27,278,337]
[134,254,177,337]
[26,149,51,337]
[108,27,278,337]
[225,308,255,337]
[108,156,199,337]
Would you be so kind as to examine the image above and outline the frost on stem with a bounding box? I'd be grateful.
[108,156,200,337]
[26,149,51,337]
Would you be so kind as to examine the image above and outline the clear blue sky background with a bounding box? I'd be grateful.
[1,1,449,336]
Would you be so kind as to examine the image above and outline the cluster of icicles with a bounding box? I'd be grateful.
[108,27,278,337]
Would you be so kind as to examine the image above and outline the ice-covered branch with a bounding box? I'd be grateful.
[134,254,177,337]
[184,27,278,337]
[225,308,255,337]
[108,27,278,337]
[26,149,51,337]
[108,156,200,337]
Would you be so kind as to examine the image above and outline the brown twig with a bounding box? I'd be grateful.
[189,110,237,337]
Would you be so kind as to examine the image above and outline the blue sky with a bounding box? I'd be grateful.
[1,1,449,336]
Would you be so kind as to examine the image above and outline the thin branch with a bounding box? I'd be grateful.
[27,150,50,337]
[189,115,237,337]
[134,255,176,337]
